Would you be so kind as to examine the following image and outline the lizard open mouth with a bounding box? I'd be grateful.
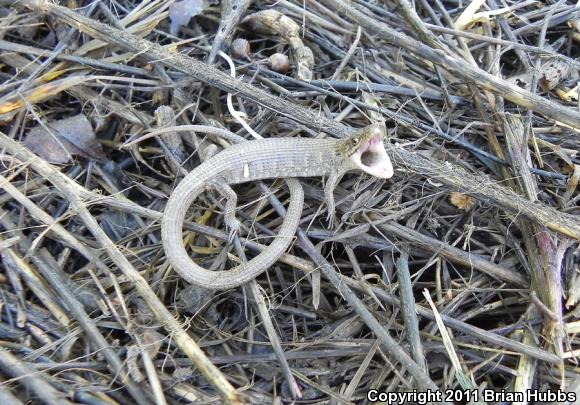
[350,131,394,179]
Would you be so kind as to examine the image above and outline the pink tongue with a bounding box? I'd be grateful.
[369,134,380,145]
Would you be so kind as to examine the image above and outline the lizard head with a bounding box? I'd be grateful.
[335,123,394,179]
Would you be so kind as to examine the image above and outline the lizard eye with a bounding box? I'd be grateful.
[351,137,359,145]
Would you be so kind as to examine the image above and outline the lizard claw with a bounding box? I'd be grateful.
[326,211,335,228]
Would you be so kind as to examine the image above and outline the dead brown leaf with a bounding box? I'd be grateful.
[24,114,105,164]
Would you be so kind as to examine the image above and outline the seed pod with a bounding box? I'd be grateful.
[244,10,314,80]
[269,53,289,73]
[230,38,250,59]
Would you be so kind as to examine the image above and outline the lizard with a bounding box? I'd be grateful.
[161,123,394,289]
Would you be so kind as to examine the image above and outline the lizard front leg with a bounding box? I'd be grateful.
[324,169,343,228]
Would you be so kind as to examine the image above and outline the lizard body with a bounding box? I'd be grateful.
[161,124,393,289]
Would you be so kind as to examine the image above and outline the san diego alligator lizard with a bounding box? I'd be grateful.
[161,123,393,289]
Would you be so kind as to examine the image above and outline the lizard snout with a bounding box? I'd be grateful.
[350,132,394,179]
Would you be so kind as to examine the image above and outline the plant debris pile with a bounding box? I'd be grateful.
[0,0,579,403]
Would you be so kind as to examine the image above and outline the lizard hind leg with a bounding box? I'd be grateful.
[212,181,242,244]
